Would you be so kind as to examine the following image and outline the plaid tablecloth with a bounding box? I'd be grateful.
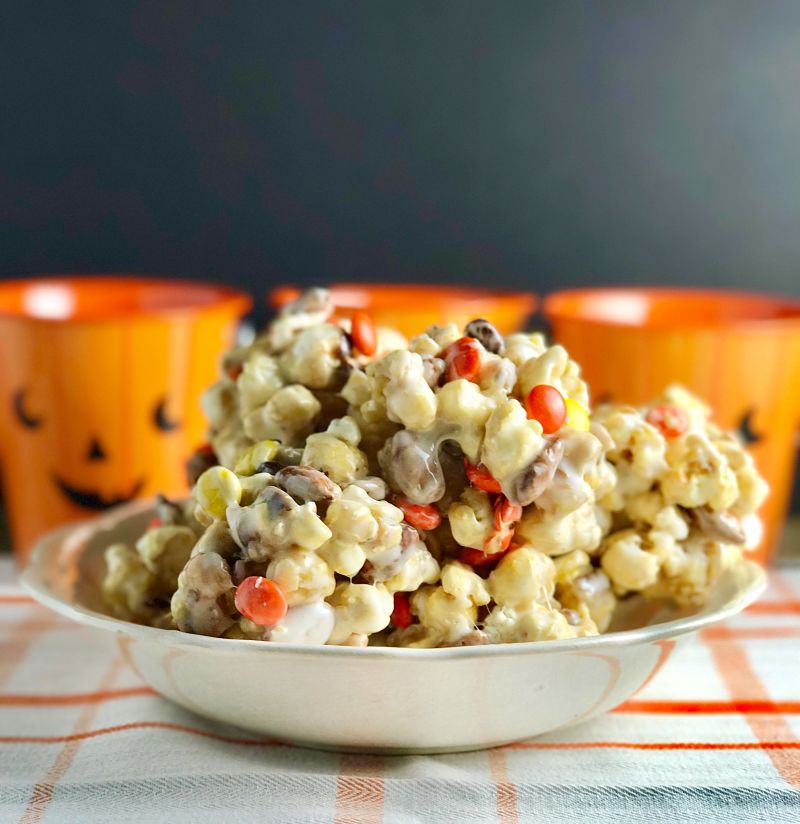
[0,558,798,824]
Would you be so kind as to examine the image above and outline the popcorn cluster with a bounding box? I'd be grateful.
[102,289,767,647]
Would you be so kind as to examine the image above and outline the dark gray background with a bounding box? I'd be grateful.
[1,1,799,513]
[2,1,800,305]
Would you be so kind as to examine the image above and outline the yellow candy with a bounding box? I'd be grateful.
[196,466,242,519]
[564,398,590,431]
[234,440,280,476]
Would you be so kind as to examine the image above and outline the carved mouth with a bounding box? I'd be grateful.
[53,475,145,510]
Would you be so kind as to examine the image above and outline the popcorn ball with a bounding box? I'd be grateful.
[102,290,768,647]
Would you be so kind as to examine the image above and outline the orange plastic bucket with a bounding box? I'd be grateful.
[270,283,536,338]
[0,276,251,563]
[544,288,800,563]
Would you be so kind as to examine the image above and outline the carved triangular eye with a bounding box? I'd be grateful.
[153,396,181,432]
[737,408,763,445]
[13,388,43,429]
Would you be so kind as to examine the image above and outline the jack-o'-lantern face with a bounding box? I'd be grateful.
[0,335,202,564]
[12,387,182,511]
[0,276,250,563]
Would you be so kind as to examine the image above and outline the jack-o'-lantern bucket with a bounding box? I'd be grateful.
[544,288,800,564]
[0,276,251,563]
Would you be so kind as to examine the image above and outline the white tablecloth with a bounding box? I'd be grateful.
[0,558,798,823]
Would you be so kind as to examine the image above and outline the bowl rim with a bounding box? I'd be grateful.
[21,505,767,661]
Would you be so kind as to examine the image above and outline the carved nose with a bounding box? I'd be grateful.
[87,437,107,461]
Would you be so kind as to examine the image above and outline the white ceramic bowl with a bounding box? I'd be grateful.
[22,500,766,754]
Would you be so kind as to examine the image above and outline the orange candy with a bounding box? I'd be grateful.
[492,497,522,531]
[391,593,413,628]
[646,405,690,439]
[234,577,288,627]
[464,459,503,494]
[459,543,516,569]
[395,495,442,531]
[525,384,567,434]
[441,336,482,382]
[350,310,377,356]
[459,548,498,568]
[480,496,523,555]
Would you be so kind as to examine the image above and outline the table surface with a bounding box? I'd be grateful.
[0,558,798,823]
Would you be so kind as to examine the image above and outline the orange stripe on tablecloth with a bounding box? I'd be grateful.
[3,724,799,753]
[8,690,797,715]
[617,699,800,715]
[0,721,284,747]
[487,748,519,824]
[333,755,384,824]
[0,686,155,706]
[746,601,800,615]
[19,657,127,824]
[0,608,57,691]
[704,633,800,788]
[507,740,800,751]
[701,626,800,640]
[0,595,34,605]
